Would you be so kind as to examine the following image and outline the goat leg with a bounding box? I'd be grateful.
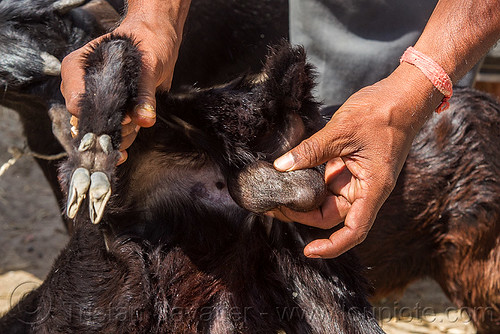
[60,36,141,224]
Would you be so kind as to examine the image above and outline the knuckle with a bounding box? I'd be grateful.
[141,51,164,81]
[60,80,66,97]
[60,53,72,68]
[141,51,158,70]
[61,51,78,74]
[296,137,324,166]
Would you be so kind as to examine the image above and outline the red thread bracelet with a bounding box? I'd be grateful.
[400,46,453,113]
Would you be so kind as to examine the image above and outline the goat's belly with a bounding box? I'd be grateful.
[126,156,240,215]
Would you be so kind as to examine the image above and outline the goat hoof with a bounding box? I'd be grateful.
[78,133,96,152]
[66,167,91,218]
[98,135,113,154]
[89,172,112,224]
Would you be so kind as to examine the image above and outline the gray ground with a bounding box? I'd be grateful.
[0,106,476,333]
[0,107,68,279]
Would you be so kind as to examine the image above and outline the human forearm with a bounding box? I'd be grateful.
[385,0,500,135]
[124,0,192,41]
[116,0,192,90]
[414,0,500,82]
[273,0,500,258]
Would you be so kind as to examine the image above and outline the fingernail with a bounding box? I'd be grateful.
[134,103,156,119]
[274,153,295,171]
[305,252,321,259]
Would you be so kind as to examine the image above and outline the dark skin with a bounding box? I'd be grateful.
[61,0,500,258]
[61,0,192,163]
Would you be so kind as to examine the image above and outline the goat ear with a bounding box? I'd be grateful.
[260,43,317,112]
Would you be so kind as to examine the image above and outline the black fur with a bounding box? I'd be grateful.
[1,0,499,333]
[1,35,384,333]
[0,0,102,224]
[78,35,141,147]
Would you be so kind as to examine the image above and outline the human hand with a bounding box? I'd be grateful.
[272,63,441,258]
[61,6,187,164]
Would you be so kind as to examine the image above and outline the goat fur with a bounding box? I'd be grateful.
[1,34,384,333]
[0,0,499,332]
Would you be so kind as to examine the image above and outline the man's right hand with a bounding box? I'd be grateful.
[60,0,192,163]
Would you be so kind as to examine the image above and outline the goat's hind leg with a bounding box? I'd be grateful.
[61,35,141,224]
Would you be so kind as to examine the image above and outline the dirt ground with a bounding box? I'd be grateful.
[0,106,477,333]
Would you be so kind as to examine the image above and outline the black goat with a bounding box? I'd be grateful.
[1,33,384,334]
[0,1,384,333]
[0,0,499,333]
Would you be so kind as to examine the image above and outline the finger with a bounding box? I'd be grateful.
[122,114,132,125]
[324,158,346,177]
[120,128,138,151]
[117,151,128,165]
[273,120,349,171]
[131,102,156,128]
[122,122,138,137]
[303,196,376,258]
[60,50,86,116]
[325,163,353,200]
[267,195,350,228]
[130,61,157,128]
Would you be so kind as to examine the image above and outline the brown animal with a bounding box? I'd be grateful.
[356,88,500,332]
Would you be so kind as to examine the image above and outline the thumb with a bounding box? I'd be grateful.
[130,68,157,128]
[274,126,343,171]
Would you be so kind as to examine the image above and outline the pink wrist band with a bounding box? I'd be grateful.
[400,46,453,113]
